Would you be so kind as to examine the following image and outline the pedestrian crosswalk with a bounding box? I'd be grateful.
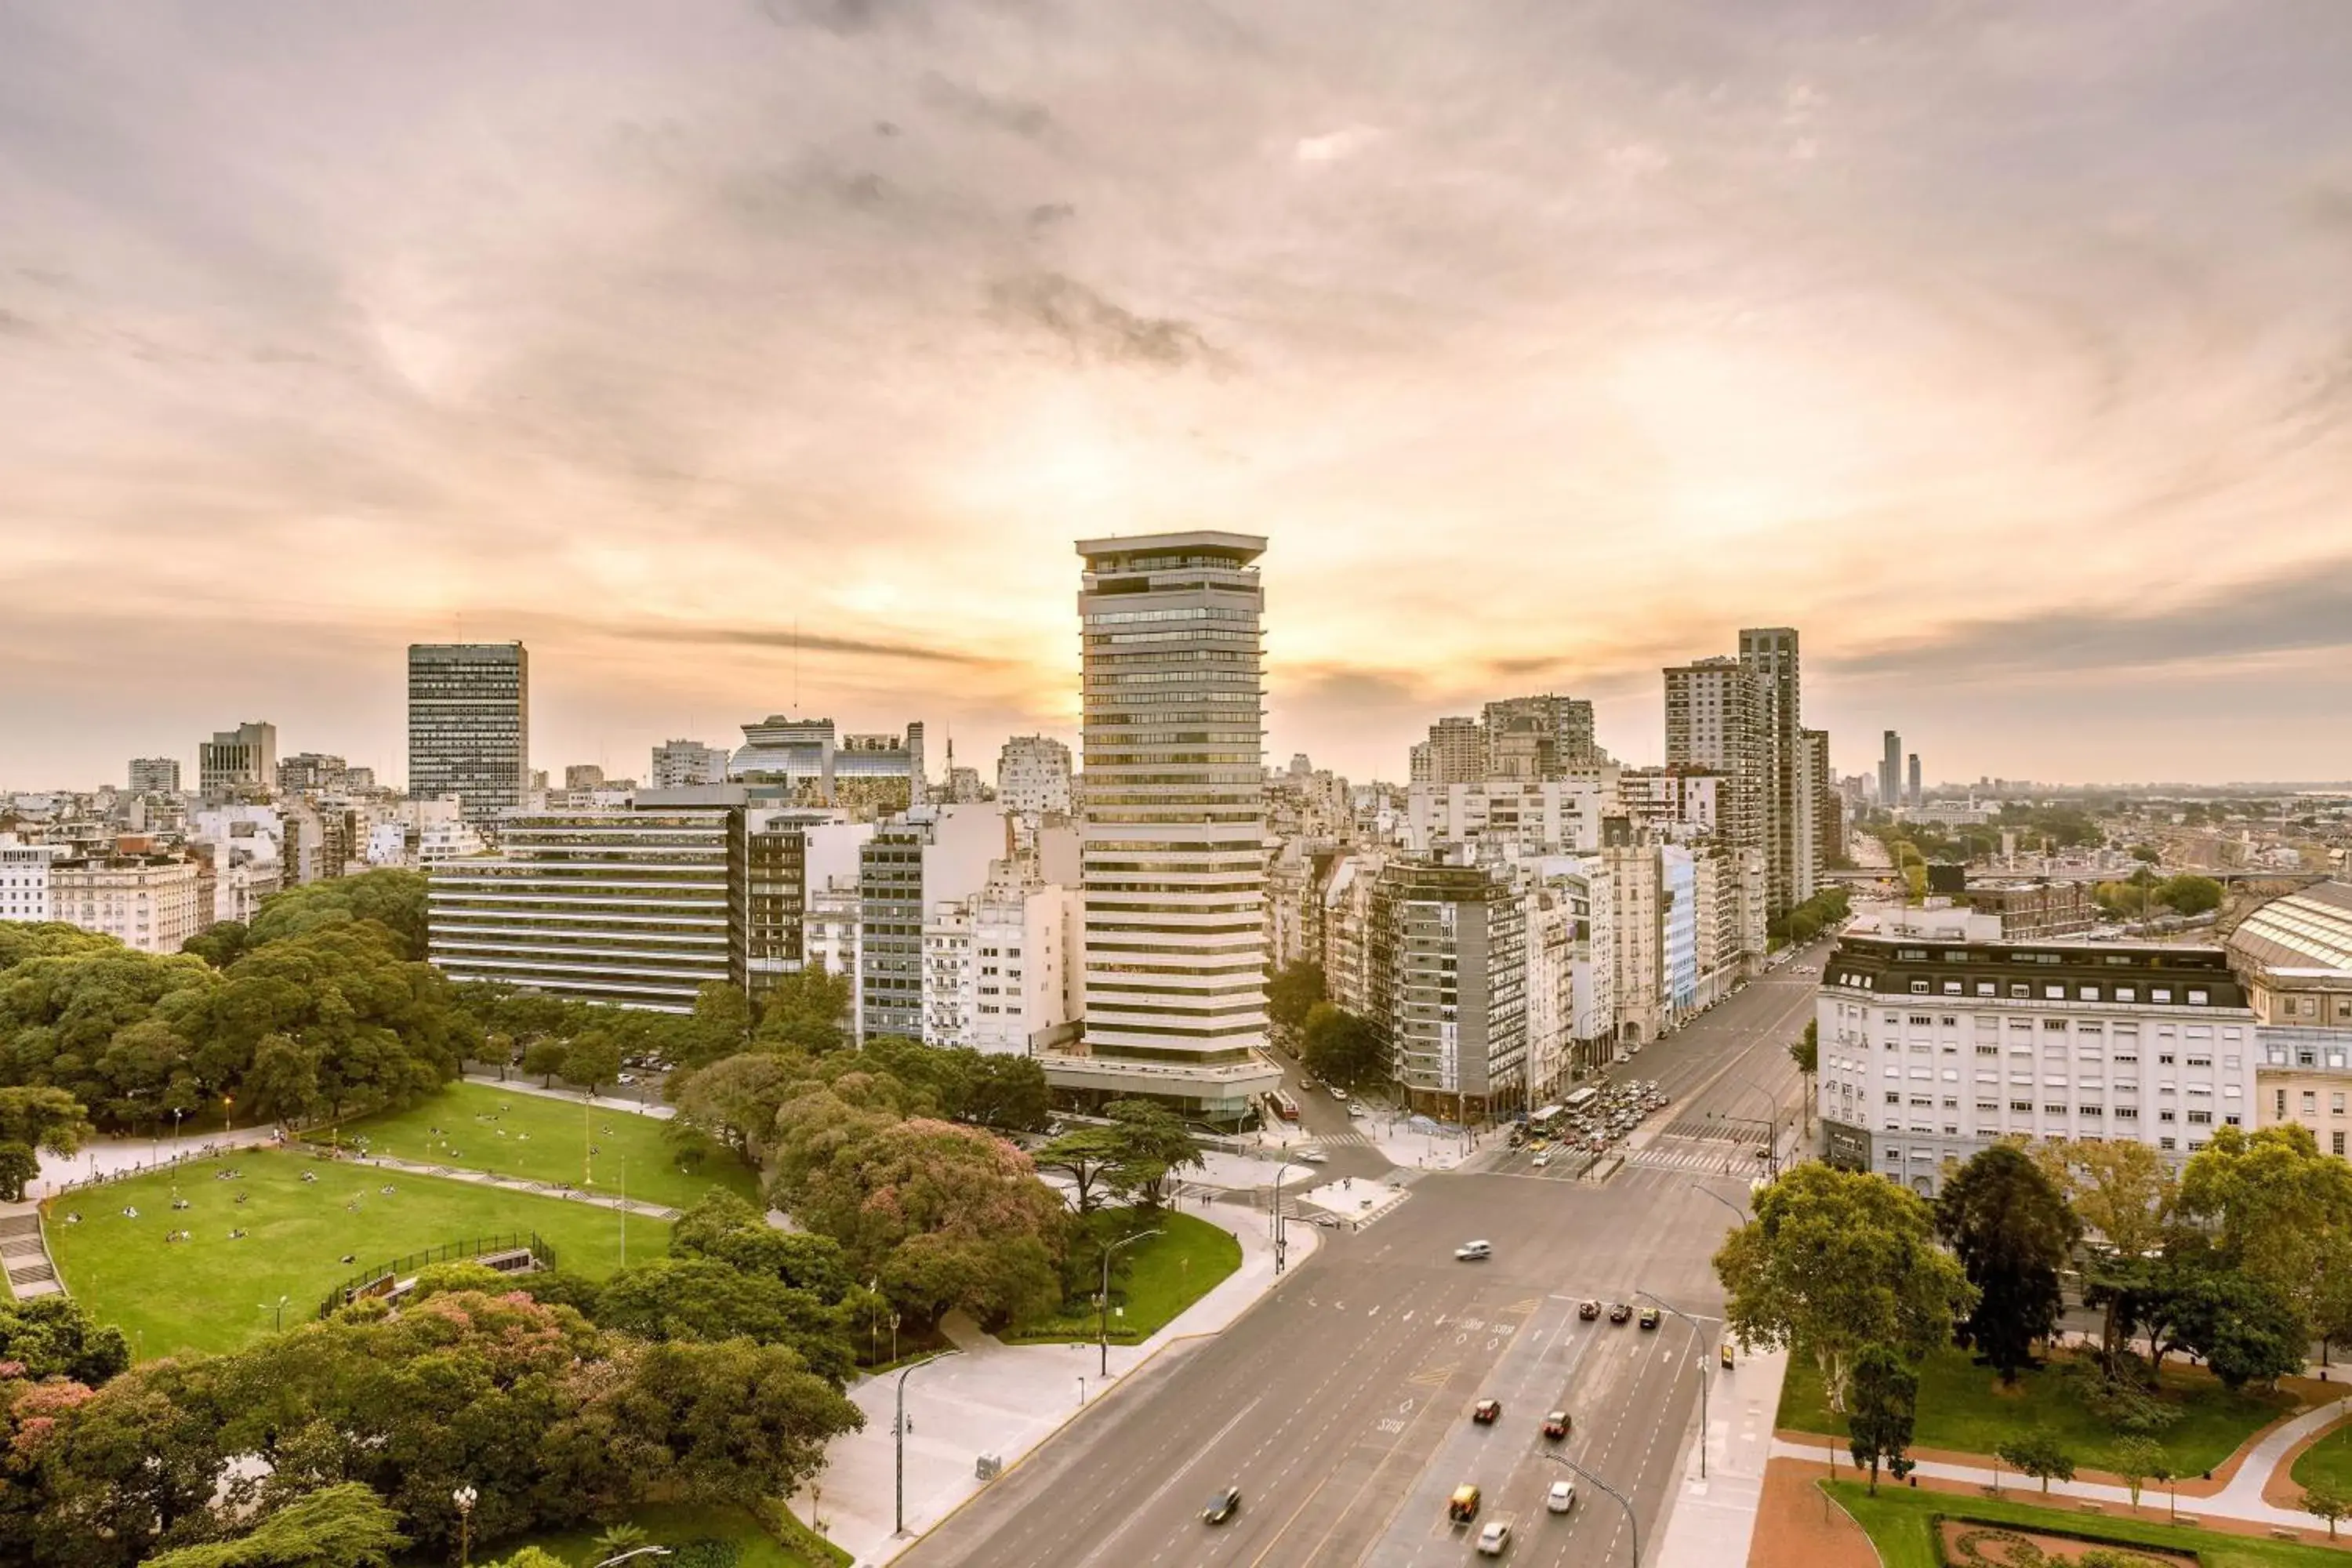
[1619,1140,1768,1176]
[1296,1131,1373,1148]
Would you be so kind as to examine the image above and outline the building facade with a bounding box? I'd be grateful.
[1879,731,1903,811]
[49,852,204,953]
[0,840,65,924]
[277,753,348,797]
[408,643,530,823]
[198,721,278,803]
[426,807,739,1011]
[1063,532,1280,1122]
[1663,658,1764,856]
[996,734,1074,818]
[1817,931,2256,1194]
[1369,860,1528,1119]
[127,757,182,795]
[1737,626,1814,916]
[650,739,731,789]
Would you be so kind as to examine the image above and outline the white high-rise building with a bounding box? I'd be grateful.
[650,739,731,789]
[1739,626,1815,913]
[127,757,182,795]
[0,839,66,924]
[996,735,1073,818]
[1059,532,1281,1121]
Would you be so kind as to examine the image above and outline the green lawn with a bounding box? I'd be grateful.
[46,1148,667,1360]
[470,1502,840,1568]
[1780,1345,2299,1476]
[1004,1210,1243,1344]
[1828,1479,2350,1568]
[321,1080,760,1211]
[2289,1417,2352,1494]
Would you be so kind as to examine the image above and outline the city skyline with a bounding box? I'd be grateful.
[7,4,2352,786]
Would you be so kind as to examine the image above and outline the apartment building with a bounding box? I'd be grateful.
[1405,776,1616,858]
[277,753,348,797]
[1962,880,2100,939]
[728,716,927,816]
[921,858,1075,1055]
[49,851,204,954]
[649,739,731,789]
[1817,927,2256,1195]
[1368,859,1528,1120]
[127,757,182,795]
[857,804,1007,1041]
[996,735,1074,818]
[198,721,278,803]
[408,643,530,823]
[0,839,65,924]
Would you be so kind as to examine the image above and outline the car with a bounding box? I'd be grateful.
[1348,1104,1369,1120]
[1300,1077,1318,1091]
[1609,1302,1632,1323]
[1547,1479,1577,1514]
[1477,1519,1513,1555]
[615,1073,636,1085]
[1578,1298,1600,1321]
[1449,1483,1483,1522]
[1308,1214,1340,1229]
[1541,1410,1570,1439]
[1455,1240,1492,1261]
[1330,1086,1348,1102]
[1472,1398,1501,1424]
[1293,1149,1328,1163]
[1530,1152,1552,1167]
[1203,1486,1241,1524]
[1640,1306,1661,1330]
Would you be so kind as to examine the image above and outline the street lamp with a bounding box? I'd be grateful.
[1688,1183,1748,1225]
[259,1294,288,1333]
[1637,1288,1711,1480]
[893,1349,961,1537]
[1270,1163,1294,1276]
[1542,1451,1640,1568]
[1099,1229,1163,1377]
[452,1484,478,1566]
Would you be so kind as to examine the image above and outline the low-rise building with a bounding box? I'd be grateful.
[1962,880,2100,939]
[0,839,66,924]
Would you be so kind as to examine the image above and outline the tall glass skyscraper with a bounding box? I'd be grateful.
[408,642,529,822]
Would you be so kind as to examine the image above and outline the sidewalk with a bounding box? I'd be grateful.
[459,1069,673,1118]
[331,1150,683,1220]
[1768,1388,2352,1532]
[809,1196,1318,1566]
[1656,1344,1792,1568]
[32,1124,284,1200]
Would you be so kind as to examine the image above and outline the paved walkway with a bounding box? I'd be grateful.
[31,1125,284,1200]
[324,1151,684,1220]
[1656,1345,1792,1568]
[459,1070,673,1118]
[808,1196,1319,1566]
[1768,1388,2352,1531]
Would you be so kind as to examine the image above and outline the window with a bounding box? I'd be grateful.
[1976,1045,1999,1057]
[2011,1099,2032,1112]
[2044,1018,2068,1032]
[2045,1103,2067,1116]
[2116,985,2137,1002]
[2278,1088,2290,1116]
[2331,1092,2347,1115]
[1910,1014,1933,1026]
[2009,984,2030,998]
[2159,1110,2176,1123]
[2304,1091,2318,1114]
[2158,1053,2176,1065]
[1886,1092,1900,1105]
[1911,981,1929,994]
[2337,1131,2347,1158]
[2078,985,2100,1002]
[2152,988,2172,1004]
[2115,1106,2138,1120]
[1943,980,1962,995]
[2159,1137,2176,1151]
[1976,982,1996,997]
[2045,985,2066,1000]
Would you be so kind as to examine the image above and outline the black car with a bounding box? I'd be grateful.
[1204,1486,1241,1524]
[1577,1299,1600,1321]
[1608,1302,1632,1324]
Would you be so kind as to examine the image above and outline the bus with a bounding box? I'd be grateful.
[1528,1104,1566,1134]
[1563,1085,1600,1113]
[1269,1090,1301,1123]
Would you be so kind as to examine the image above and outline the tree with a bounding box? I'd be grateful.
[521,1037,571,1087]
[1714,1162,1974,1410]
[752,964,852,1057]
[591,1257,857,1385]
[1033,1124,1127,1216]
[1267,961,1327,1036]
[2154,1265,2306,1388]
[671,1052,807,1166]
[1788,1022,1817,1131]
[1844,1344,1918,1494]
[0,1142,38,1203]
[0,1297,132,1385]
[2111,1436,2165,1512]
[2032,1138,2176,1369]
[563,1034,624,1097]
[246,869,428,960]
[590,1523,652,1558]
[179,920,249,971]
[608,1338,863,1509]
[691,983,756,1058]
[1101,1098,1207,1208]
[242,1033,322,1131]
[136,1483,407,1568]
[1995,1428,2075,1495]
[0,1087,93,1158]
[1300,1003,1386,1089]
[2180,1124,2352,1348]
[2302,1480,2351,1541]
[2156,875,2223,916]
[963,1051,1051,1132]
[1936,1145,2081,1381]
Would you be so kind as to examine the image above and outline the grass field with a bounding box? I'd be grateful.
[2289,1417,2352,1494]
[1004,1210,1243,1344]
[324,1080,761,1211]
[1779,1345,2300,1476]
[474,1502,841,1568]
[46,1148,668,1360]
[1827,1478,2349,1568]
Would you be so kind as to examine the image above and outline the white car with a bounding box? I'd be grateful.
[1293,1149,1329,1164]
[1347,1104,1369,1120]
[1454,1240,1493,1261]
[1530,1152,1552,1167]
[1547,1480,1577,1514]
[1477,1519,1513,1555]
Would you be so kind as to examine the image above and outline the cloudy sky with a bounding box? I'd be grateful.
[4,1,2350,790]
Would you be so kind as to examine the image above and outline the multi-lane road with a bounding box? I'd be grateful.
[901,944,1831,1568]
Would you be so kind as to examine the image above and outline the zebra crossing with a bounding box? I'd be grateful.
[1617,1139,1769,1176]
[1291,1130,1374,1149]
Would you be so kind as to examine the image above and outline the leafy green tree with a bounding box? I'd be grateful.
[0,1297,132,1385]
[2155,875,2223,916]
[563,1034,625,1096]
[522,1037,571,1087]
[691,982,756,1058]
[1300,1003,1386,1088]
[592,1258,856,1384]
[0,1142,39,1203]
[246,869,428,960]
[242,1033,322,1131]
[0,1087,94,1157]
[609,1338,863,1509]
[1266,961,1327,1036]
[2032,1138,2176,1369]
[2153,1264,2306,1388]
[1034,1123,1127,1215]
[136,1483,406,1568]
[1714,1161,1974,1410]
[1102,1098,1207,1208]
[670,1052,807,1166]
[590,1523,652,1558]
[2180,1123,2352,1346]
[1995,1428,2075,1495]
[178,920,249,971]
[1789,1021,1817,1130]
[1936,1145,2081,1382]
[2111,1436,2165,1512]
[2302,1480,2351,1541]
[1844,1344,1918,1494]
[963,1050,1051,1132]
[753,964,852,1056]
[668,1193,855,1299]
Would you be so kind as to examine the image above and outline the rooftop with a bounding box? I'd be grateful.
[2227,880,2352,975]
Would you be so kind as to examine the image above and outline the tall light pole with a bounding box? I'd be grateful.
[452,1484,478,1566]
[1270,1163,1292,1276]
[1100,1229,1162,1376]
[894,1349,961,1537]
[1542,1451,1640,1568]
[1689,1183,1748,1224]
[1638,1288,1711,1480]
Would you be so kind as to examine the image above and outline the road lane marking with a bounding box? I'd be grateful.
[1069,1395,1265,1568]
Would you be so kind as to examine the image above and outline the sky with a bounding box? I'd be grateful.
[3,1,2350,792]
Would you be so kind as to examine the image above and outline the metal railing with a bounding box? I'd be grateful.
[318,1231,554,1319]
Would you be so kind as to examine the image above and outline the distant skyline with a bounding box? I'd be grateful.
[5,4,2350,788]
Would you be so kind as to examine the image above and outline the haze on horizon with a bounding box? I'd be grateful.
[3,2,2350,791]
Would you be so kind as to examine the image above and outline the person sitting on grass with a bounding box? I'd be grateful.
[122,1205,138,1219]
[63,1212,80,1225]
[235,1192,249,1205]
[172,1196,191,1210]
[379,1185,395,1196]
[300,1170,318,1183]
[228,1228,246,1240]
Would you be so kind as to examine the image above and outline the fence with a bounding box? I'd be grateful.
[317,1230,555,1320]
[46,1136,291,1199]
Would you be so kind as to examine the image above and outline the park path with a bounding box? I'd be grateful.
[325,1152,684,1221]
[459,1069,673,1118]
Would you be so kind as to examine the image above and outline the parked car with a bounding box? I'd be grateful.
[1472,1398,1501,1425]
[1609,1302,1632,1324]
[1578,1299,1600,1321]
[1330,1086,1348,1102]
[1640,1307,1661,1331]
[1541,1410,1570,1439]
[1203,1486,1241,1524]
